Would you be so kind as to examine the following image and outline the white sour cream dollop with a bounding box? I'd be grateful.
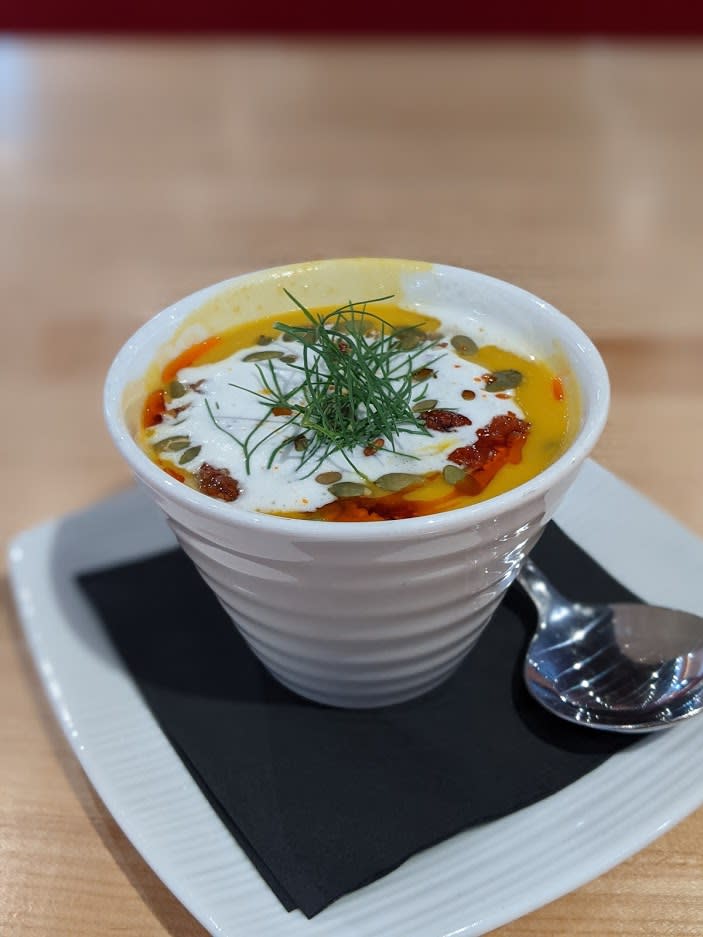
[150,314,526,514]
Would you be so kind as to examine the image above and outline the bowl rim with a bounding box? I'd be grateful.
[104,257,610,541]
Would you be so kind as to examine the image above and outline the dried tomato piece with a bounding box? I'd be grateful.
[448,412,530,494]
[198,463,240,502]
[319,495,419,522]
[420,409,472,432]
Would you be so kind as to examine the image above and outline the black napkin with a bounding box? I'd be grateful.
[78,523,639,917]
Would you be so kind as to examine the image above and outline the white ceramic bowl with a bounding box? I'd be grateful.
[105,258,609,708]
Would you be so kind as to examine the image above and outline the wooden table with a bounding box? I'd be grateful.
[2,39,702,936]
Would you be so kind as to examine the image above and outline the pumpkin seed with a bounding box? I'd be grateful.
[282,332,296,342]
[178,445,201,465]
[168,380,187,398]
[153,435,190,452]
[294,435,309,452]
[485,369,523,392]
[299,329,317,345]
[461,389,476,400]
[412,367,435,382]
[243,350,285,363]
[315,471,342,485]
[443,465,466,486]
[451,334,478,355]
[281,354,298,364]
[412,398,438,413]
[375,472,424,492]
[394,327,423,350]
[256,334,273,346]
[328,482,370,498]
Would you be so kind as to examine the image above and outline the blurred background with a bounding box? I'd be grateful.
[2,18,703,545]
[2,11,703,934]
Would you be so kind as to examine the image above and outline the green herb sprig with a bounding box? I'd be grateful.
[211,290,445,476]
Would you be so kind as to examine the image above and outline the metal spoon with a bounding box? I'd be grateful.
[518,558,703,732]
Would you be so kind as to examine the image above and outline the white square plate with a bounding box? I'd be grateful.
[8,460,703,937]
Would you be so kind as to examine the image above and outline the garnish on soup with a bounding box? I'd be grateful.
[137,291,571,521]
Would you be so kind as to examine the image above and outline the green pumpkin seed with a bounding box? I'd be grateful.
[243,350,285,363]
[294,435,309,452]
[168,380,187,398]
[281,353,298,364]
[375,473,424,492]
[443,465,466,486]
[395,328,423,350]
[412,398,438,413]
[328,482,370,498]
[451,334,478,355]
[299,329,318,345]
[485,369,523,392]
[412,367,435,382]
[315,471,342,485]
[282,331,296,342]
[256,334,273,346]
[178,445,201,465]
[153,435,190,452]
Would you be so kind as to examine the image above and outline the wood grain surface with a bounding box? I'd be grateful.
[1,39,702,936]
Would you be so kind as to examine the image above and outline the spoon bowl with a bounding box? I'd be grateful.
[519,559,703,732]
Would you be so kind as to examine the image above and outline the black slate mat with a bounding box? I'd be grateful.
[78,523,639,917]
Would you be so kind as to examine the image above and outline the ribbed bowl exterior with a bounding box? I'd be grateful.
[142,469,577,707]
[105,259,609,710]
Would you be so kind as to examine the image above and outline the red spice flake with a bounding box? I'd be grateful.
[447,412,530,495]
[552,377,565,401]
[337,339,350,353]
[495,392,511,399]
[142,389,166,428]
[363,438,385,456]
[420,409,472,432]
[461,389,476,400]
[482,373,496,386]
[162,336,221,383]
[272,406,293,416]
[169,404,189,417]
[438,342,448,348]
[198,463,240,502]
[189,380,206,393]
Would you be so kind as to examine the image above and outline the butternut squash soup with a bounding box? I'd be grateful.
[137,291,572,521]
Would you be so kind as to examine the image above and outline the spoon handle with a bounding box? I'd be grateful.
[517,557,564,618]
